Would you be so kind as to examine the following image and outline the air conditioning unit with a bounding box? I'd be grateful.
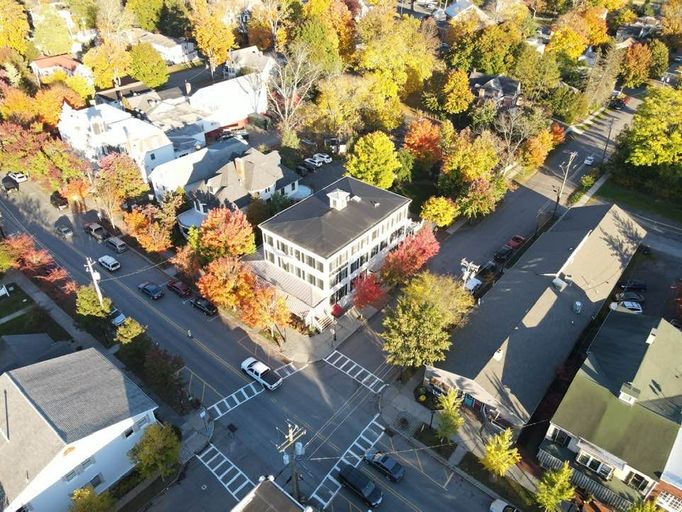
[552,277,567,292]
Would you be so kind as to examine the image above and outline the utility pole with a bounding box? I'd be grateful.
[601,118,614,165]
[276,421,306,503]
[460,258,480,284]
[84,257,104,308]
[553,152,577,219]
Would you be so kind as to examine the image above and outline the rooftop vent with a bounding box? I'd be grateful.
[370,200,381,208]
[327,189,350,211]
[350,195,361,203]
[552,277,568,292]
[645,327,657,345]
[619,382,640,405]
[493,348,504,362]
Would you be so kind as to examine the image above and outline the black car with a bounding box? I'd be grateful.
[2,175,19,194]
[475,260,500,284]
[50,191,69,210]
[618,279,647,292]
[493,245,514,263]
[138,281,165,300]
[295,165,310,177]
[364,450,405,482]
[302,160,318,172]
[337,464,383,508]
[190,296,218,316]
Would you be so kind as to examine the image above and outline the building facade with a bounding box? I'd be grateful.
[249,177,417,328]
[0,349,158,512]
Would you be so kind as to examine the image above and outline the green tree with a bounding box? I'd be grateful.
[0,0,31,55]
[662,0,682,49]
[382,295,451,375]
[473,23,522,75]
[583,44,622,111]
[69,486,115,512]
[129,422,180,479]
[346,131,400,189]
[481,428,521,478]
[625,87,682,167]
[620,43,652,88]
[158,0,190,38]
[116,318,147,344]
[76,285,111,318]
[469,101,498,133]
[395,148,414,184]
[648,40,669,78]
[95,153,149,228]
[627,501,662,512]
[66,0,98,29]
[126,0,163,31]
[535,461,575,512]
[294,17,342,74]
[129,43,169,88]
[421,196,457,227]
[65,74,95,101]
[512,45,560,101]
[33,6,73,56]
[436,390,464,441]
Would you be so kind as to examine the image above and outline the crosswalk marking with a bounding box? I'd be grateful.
[274,361,304,379]
[323,351,387,394]
[196,444,254,502]
[309,414,385,510]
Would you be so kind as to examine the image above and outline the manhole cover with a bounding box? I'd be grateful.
[227,423,238,433]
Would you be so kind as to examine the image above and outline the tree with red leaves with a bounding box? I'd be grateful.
[381,228,440,286]
[353,273,385,309]
[187,207,256,265]
[236,270,290,340]
[2,233,54,272]
[196,256,248,310]
[403,118,442,170]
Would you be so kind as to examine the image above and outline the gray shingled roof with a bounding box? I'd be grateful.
[8,348,157,443]
[260,177,411,259]
[436,205,645,423]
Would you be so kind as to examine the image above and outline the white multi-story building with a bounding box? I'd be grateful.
[248,177,417,328]
[58,103,175,180]
[0,349,158,512]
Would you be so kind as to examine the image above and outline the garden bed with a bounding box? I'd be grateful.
[412,423,457,459]
[414,384,444,411]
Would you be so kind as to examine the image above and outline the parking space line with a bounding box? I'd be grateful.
[196,444,254,502]
[323,351,387,394]
[309,414,385,510]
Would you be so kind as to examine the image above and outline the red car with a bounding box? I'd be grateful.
[504,235,526,250]
[167,279,191,297]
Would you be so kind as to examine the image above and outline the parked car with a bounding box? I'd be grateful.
[303,157,323,168]
[476,260,500,284]
[504,235,525,250]
[610,99,626,110]
[584,155,595,166]
[167,279,192,297]
[337,464,383,508]
[490,499,521,512]
[302,160,318,172]
[7,172,28,183]
[364,450,405,482]
[609,301,643,314]
[614,291,645,303]
[98,255,120,272]
[618,279,647,292]
[431,7,446,20]
[240,357,283,391]
[313,153,332,164]
[50,191,69,210]
[55,226,73,239]
[295,165,310,177]
[190,296,218,316]
[138,281,165,300]
[109,308,126,327]
[494,245,514,263]
[83,222,111,242]
[2,175,19,194]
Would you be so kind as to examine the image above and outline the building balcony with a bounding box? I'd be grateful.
[538,440,642,511]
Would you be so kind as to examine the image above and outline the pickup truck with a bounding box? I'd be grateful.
[83,222,110,242]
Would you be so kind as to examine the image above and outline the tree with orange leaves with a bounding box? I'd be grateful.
[404,118,442,170]
[35,84,85,128]
[123,204,174,253]
[196,256,247,310]
[61,178,90,209]
[0,85,37,126]
[381,228,439,286]
[2,233,53,272]
[186,207,256,265]
[237,270,290,340]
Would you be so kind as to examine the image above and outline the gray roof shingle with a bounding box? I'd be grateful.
[260,177,411,259]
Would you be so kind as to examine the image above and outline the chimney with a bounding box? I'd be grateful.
[327,189,350,211]
[645,327,657,345]
[618,382,640,405]
[184,80,191,96]
[234,157,245,181]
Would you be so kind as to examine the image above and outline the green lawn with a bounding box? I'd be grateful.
[394,179,438,214]
[597,181,682,226]
[413,423,457,459]
[0,307,72,342]
[0,283,33,317]
[458,452,542,512]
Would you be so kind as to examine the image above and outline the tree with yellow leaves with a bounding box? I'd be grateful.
[83,41,131,89]
[188,0,235,75]
[0,0,30,56]
[421,196,457,228]
[547,26,589,62]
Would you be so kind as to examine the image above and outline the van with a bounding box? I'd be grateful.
[337,464,383,507]
[106,237,127,253]
[98,255,120,272]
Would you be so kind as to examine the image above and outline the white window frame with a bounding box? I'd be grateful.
[658,491,682,512]
[577,451,613,479]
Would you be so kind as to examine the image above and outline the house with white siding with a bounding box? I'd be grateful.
[0,349,158,512]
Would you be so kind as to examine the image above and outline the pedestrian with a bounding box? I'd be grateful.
[187,329,192,338]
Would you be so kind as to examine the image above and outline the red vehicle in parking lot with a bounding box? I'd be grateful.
[167,279,191,297]
[504,235,525,250]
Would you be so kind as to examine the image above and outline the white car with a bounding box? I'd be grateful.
[240,357,283,391]
[464,276,482,294]
[109,308,126,327]
[303,157,323,168]
[584,155,595,166]
[7,172,28,183]
[609,300,643,314]
[98,255,120,272]
[490,499,520,512]
[431,8,446,20]
[313,153,332,164]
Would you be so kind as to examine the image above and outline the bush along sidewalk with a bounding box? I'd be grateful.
[568,171,600,205]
